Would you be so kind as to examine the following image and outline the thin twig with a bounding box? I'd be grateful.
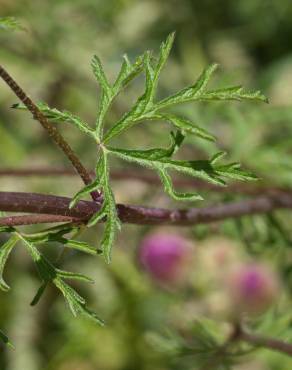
[0,191,292,227]
[0,65,101,202]
[238,325,292,357]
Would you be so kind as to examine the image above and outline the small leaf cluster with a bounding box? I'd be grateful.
[6,33,267,345]
[14,33,266,264]
[0,225,103,345]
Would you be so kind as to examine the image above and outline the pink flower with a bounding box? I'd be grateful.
[227,263,279,316]
[139,233,191,285]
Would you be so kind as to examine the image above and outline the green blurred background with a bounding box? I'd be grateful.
[1,0,292,369]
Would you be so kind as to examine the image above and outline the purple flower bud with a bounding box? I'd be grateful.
[227,263,279,316]
[139,232,191,285]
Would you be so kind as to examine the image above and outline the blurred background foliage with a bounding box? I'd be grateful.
[1,0,292,369]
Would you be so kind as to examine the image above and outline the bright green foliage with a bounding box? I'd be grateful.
[18,232,103,324]
[13,32,265,263]
[7,33,267,341]
[0,226,104,345]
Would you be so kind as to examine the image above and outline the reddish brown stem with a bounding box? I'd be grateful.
[0,191,292,227]
[238,326,292,357]
[0,65,100,202]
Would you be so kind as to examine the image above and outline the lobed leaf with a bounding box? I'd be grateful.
[94,52,145,140]
[152,113,216,142]
[0,235,19,292]
[18,235,103,323]
[200,86,268,103]
[155,63,218,110]
[107,146,226,186]
[158,170,203,201]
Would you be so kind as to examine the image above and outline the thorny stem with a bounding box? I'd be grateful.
[0,191,292,226]
[0,64,101,202]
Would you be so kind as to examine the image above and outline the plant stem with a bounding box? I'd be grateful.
[0,191,292,226]
[239,329,292,356]
[0,64,101,202]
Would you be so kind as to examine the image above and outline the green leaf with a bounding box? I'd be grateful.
[19,234,103,324]
[107,146,226,186]
[210,151,226,164]
[60,239,98,255]
[91,55,112,100]
[0,17,23,31]
[70,177,102,209]
[56,269,94,284]
[0,235,19,292]
[87,200,107,227]
[54,278,104,325]
[200,86,268,103]
[95,53,146,140]
[158,169,203,201]
[102,34,175,143]
[113,53,145,93]
[152,32,175,92]
[13,102,94,137]
[155,63,218,110]
[98,150,120,263]
[153,113,216,142]
[0,329,13,348]
[215,163,258,182]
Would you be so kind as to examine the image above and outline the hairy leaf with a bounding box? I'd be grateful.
[152,113,216,142]
[0,235,19,292]
[158,170,203,201]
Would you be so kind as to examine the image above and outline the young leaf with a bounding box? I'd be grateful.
[56,269,94,284]
[155,63,218,110]
[200,86,268,103]
[70,177,102,209]
[0,235,19,292]
[113,53,145,93]
[152,32,175,92]
[91,55,112,100]
[95,53,146,140]
[60,239,98,255]
[87,200,107,227]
